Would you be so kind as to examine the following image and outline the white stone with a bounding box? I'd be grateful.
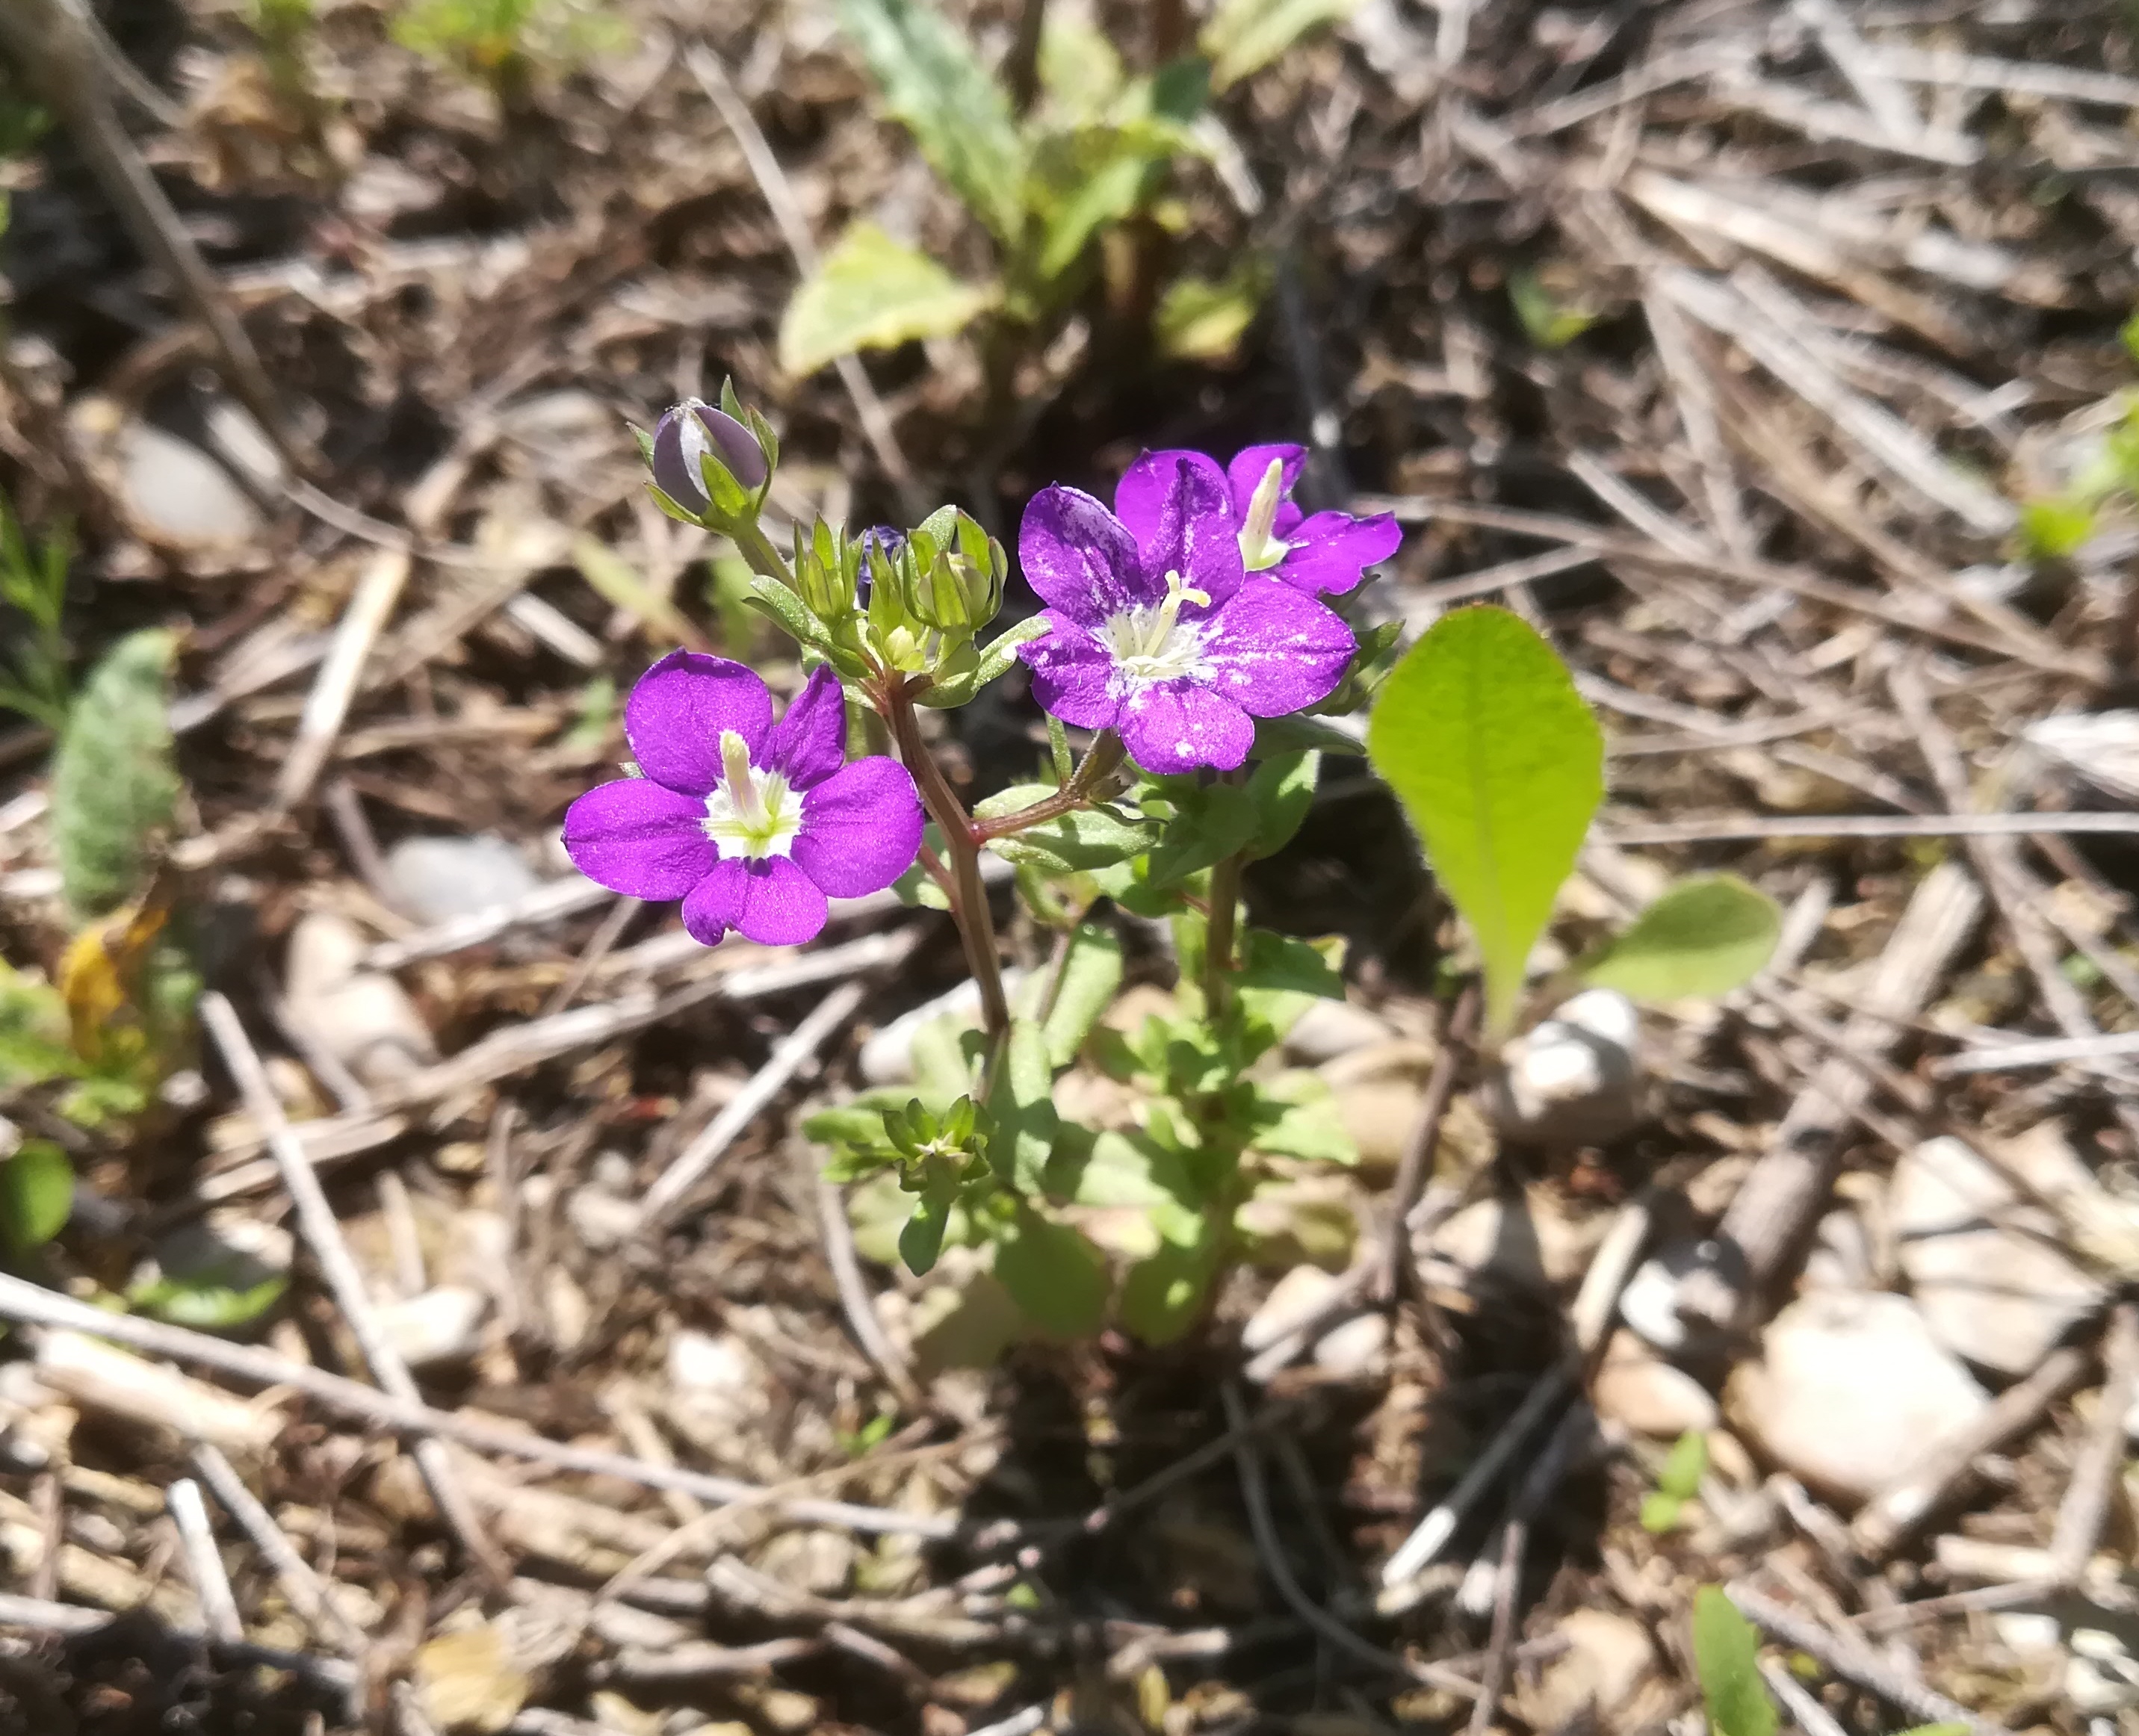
[1727,1291,1988,1507]
[1893,1134,2105,1376]
[1514,1608,1656,1729]
[377,1286,488,1369]
[1242,1265,1387,1379]
[112,419,264,550]
[283,912,438,1089]
[2070,1628,2139,1714]
[1491,988,1643,1147]
[1591,1330,1718,1437]
[566,1188,640,1250]
[386,836,542,925]
[1281,997,1394,1065]
[1619,1239,1733,1354]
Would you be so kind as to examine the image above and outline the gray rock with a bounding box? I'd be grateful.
[385,836,542,926]
[113,419,264,551]
[1490,988,1644,1147]
[1241,1265,1387,1380]
[1513,1608,1656,1730]
[1727,1291,1988,1507]
[1281,996,1394,1065]
[376,1286,488,1370]
[1893,1133,2105,1376]
[283,912,438,1089]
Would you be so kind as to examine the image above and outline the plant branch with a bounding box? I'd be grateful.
[971,732,1127,841]
[1006,0,1047,112]
[885,682,1009,1049]
[731,518,796,587]
[1203,850,1244,1017]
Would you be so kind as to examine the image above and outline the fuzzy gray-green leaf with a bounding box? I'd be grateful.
[52,630,179,919]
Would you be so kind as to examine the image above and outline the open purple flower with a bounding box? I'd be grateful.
[563,654,922,946]
[1016,458,1356,775]
[1116,443,1400,596]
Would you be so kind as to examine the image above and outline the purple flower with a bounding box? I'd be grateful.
[1015,458,1357,775]
[649,399,770,515]
[1115,443,1400,596]
[563,654,922,946]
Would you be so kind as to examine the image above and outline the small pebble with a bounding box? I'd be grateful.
[1242,1265,1387,1380]
[283,912,437,1089]
[376,1286,488,1370]
[385,834,542,925]
[1281,996,1394,1064]
[1490,988,1642,1147]
[1591,1330,1718,1437]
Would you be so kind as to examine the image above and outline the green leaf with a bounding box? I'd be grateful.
[1508,266,1598,349]
[1236,930,1345,1053]
[1154,261,1269,362]
[52,630,179,919]
[1366,607,1603,1042]
[1142,781,1258,888]
[899,1182,953,1274]
[1251,713,1364,757]
[985,1018,1059,1193]
[835,0,1027,242]
[1038,923,1123,1067]
[1245,1070,1355,1165]
[2018,495,2096,561]
[0,964,78,1089]
[1691,1587,1777,1736]
[1656,1427,1709,1501]
[978,784,1161,873]
[1119,1221,1219,1345]
[1244,751,1318,861]
[1048,1126,1195,1209]
[779,223,996,378]
[0,1141,72,1253]
[1201,0,1363,90]
[994,1207,1109,1336]
[130,1272,287,1330]
[741,574,831,649]
[1036,13,1123,120]
[1579,873,1781,1002]
[1639,1492,1685,1534]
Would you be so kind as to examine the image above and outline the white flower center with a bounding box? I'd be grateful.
[1236,455,1291,572]
[1102,568,1211,686]
[702,728,802,860]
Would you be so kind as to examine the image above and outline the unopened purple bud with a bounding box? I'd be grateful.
[857,526,905,602]
[648,399,768,513]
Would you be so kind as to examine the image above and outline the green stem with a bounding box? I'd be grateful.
[1203,849,1244,1018]
[885,683,1010,1052]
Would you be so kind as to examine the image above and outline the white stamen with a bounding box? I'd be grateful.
[1238,457,1291,571]
[1101,568,1212,687]
[703,729,802,860]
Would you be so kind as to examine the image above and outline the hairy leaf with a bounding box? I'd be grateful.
[1367,607,1602,1041]
[780,223,995,378]
[994,1208,1109,1336]
[0,1141,71,1253]
[1579,873,1781,1002]
[835,0,1026,241]
[52,630,179,919]
[1038,922,1123,1067]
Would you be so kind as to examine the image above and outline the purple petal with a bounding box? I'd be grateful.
[1138,457,1244,606]
[1120,681,1255,774]
[683,857,827,946]
[563,778,717,899]
[1115,449,1229,545]
[1276,510,1403,595]
[1199,578,1358,715]
[1019,615,1123,731]
[1018,486,1151,625]
[625,651,773,795]
[793,757,925,897]
[1225,443,1307,518]
[1273,500,1305,540]
[765,665,847,790]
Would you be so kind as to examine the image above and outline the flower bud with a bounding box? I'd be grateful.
[795,518,861,622]
[903,511,1005,633]
[648,397,770,520]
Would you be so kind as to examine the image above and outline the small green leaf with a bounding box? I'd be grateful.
[779,223,996,378]
[835,0,1027,241]
[899,1183,953,1275]
[1656,1427,1709,1501]
[1245,1070,1355,1165]
[130,1273,287,1330]
[994,1208,1109,1336]
[1691,1587,1777,1736]
[2018,495,2096,561]
[1154,261,1269,362]
[1508,266,1598,349]
[1579,873,1781,1002]
[1038,923,1123,1067]
[1639,1491,1685,1534]
[1033,134,1163,282]
[1048,1126,1195,1209]
[1142,781,1258,887]
[1037,13,1123,120]
[741,574,831,648]
[0,1141,72,1253]
[1367,607,1603,1042]
[1201,0,1363,90]
[1236,930,1346,1052]
[52,630,179,920]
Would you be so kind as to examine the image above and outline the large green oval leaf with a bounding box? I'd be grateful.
[1579,872,1781,1001]
[778,223,996,379]
[0,1141,73,1253]
[1366,607,1602,1041]
[1691,1587,1777,1736]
